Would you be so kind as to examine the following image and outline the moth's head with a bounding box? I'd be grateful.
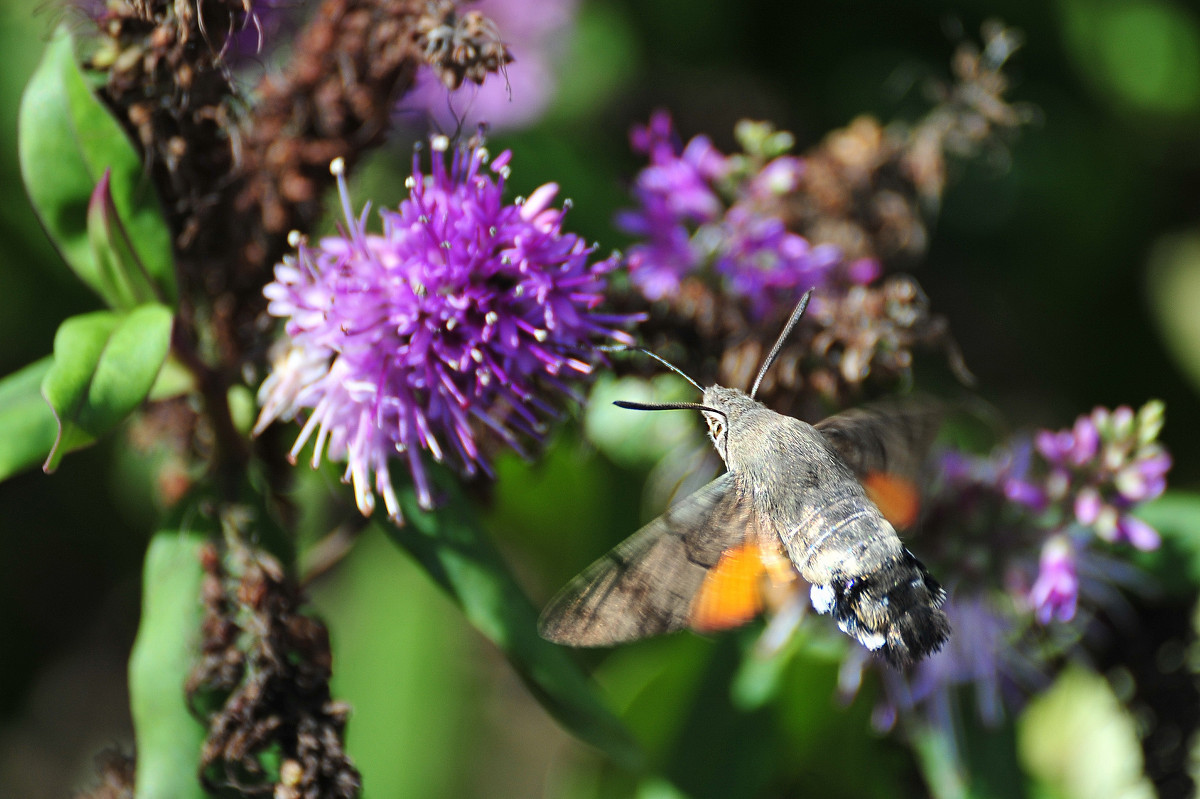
[701,385,758,466]
[609,288,813,467]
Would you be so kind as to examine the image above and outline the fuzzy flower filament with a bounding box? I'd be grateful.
[257,144,635,520]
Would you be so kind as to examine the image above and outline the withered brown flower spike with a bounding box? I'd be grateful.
[417,0,514,90]
[788,21,1031,268]
[91,0,248,258]
[188,539,360,799]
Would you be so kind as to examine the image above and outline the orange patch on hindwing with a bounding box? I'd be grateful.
[863,471,921,529]
[689,543,767,632]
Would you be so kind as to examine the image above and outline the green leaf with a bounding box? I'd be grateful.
[42,304,174,471]
[382,484,644,771]
[1146,233,1200,397]
[87,168,164,310]
[1060,0,1200,119]
[147,355,196,402]
[129,529,210,799]
[18,27,176,307]
[0,357,57,481]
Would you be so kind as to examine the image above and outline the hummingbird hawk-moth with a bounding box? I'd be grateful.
[538,290,950,666]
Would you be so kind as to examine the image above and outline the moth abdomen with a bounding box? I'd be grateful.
[778,486,898,579]
[810,548,949,667]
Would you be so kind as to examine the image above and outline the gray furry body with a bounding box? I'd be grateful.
[702,385,948,663]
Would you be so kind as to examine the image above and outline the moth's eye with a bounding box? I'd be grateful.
[710,420,724,440]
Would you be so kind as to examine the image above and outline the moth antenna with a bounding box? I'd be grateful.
[750,288,814,399]
[638,349,706,393]
[613,400,726,419]
[598,346,705,393]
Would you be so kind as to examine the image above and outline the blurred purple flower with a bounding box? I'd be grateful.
[617,112,849,316]
[866,598,1027,731]
[401,0,579,131]
[939,436,1049,512]
[1004,476,1048,511]
[844,257,882,285]
[1029,536,1078,623]
[613,112,727,300]
[1113,515,1160,550]
[1035,414,1099,468]
[256,139,634,520]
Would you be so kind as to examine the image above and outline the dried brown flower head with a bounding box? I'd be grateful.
[417,0,513,89]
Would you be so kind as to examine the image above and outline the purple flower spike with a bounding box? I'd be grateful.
[1028,400,1169,553]
[257,144,635,520]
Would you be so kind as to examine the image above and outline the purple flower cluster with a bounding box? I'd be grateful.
[256,140,634,520]
[1007,401,1170,623]
[826,400,1171,738]
[615,112,843,317]
[1031,403,1170,545]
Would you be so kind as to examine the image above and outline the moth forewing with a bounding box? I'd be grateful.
[537,473,754,646]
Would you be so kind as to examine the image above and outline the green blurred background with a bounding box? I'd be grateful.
[3,0,1200,796]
